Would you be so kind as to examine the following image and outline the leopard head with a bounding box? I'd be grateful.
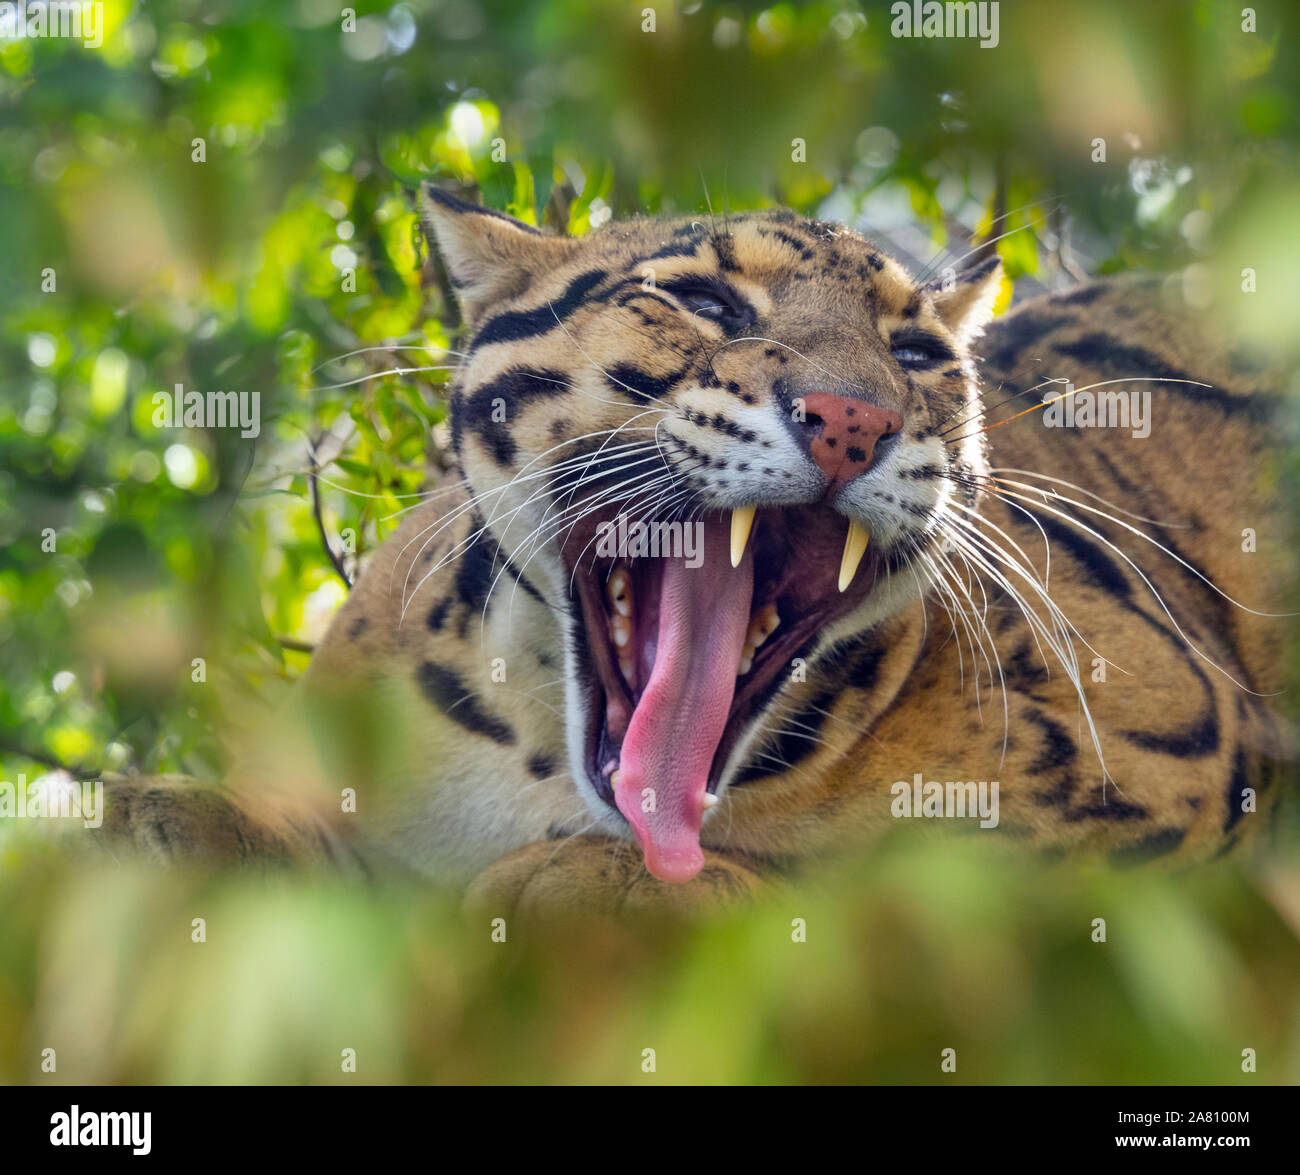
[421,185,1002,882]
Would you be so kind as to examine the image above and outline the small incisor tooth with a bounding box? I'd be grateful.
[608,567,631,617]
[752,603,779,646]
[611,613,631,648]
[730,505,756,568]
[838,519,870,593]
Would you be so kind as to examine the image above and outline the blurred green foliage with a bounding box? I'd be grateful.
[1,0,1298,1084]
[2,839,1299,1083]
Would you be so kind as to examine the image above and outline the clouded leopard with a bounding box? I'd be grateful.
[99,186,1294,913]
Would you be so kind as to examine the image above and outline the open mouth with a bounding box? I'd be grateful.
[564,503,879,883]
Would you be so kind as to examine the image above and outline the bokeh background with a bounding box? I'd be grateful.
[1,0,1298,1083]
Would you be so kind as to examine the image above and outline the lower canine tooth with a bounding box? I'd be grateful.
[702,794,718,810]
[838,519,870,593]
[730,505,756,568]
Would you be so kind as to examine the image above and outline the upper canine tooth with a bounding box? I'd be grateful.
[730,505,756,568]
[837,519,870,593]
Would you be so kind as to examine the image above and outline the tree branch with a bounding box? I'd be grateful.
[0,737,99,779]
[308,447,352,589]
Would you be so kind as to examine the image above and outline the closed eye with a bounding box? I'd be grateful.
[890,331,955,368]
[662,280,750,327]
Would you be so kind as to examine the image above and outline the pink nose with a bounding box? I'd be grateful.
[799,392,902,487]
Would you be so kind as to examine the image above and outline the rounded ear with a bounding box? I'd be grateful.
[420,184,576,328]
[928,254,1004,344]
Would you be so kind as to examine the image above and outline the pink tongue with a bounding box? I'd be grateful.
[614,517,753,883]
